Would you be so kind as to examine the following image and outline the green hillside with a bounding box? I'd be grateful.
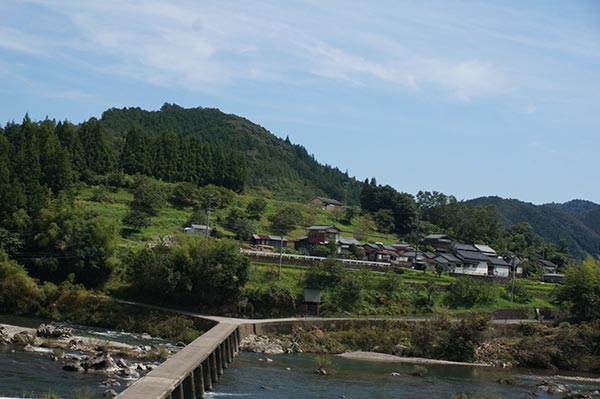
[466,196,600,259]
[559,199,600,216]
[100,104,363,203]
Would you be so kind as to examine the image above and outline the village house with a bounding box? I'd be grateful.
[363,242,399,262]
[421,233,453,252]
[486,256,512,277]
[338,237,362,256]
[453,248,491,276]
[315,197,343,210]
[251,234,288,251]
[296,225,341,252]
[539,259,559,274]
[183,224,211,236]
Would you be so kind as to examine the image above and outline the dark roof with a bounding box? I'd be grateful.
[474,244,497,255]
[307,225,340,232]
[424,234,451,240]
[455,249,490,262]
[487,256,510,267]
[440,253,461,263]
[253,233,287,242]
[434,255,451,264]
[392,243,413,250]
[453,243,479,252]
[363,243,380,250]
[539,259,558,268]
[303,288,322,302]
[404,251,426,260]
[339,237,361,245]
[316,197,343,206]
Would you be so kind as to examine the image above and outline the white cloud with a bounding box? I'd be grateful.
[525,104,537,114]
[2,0,512,99]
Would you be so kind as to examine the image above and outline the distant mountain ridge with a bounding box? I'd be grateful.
[466,196,600,259]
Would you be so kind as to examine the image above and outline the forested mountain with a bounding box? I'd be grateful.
[559,199,600,216]
[100,104,362,203]
[466,196,600,259]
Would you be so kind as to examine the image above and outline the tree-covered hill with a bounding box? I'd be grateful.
[100,104,362,203]
[559,199,600,216]
[466,196,600,259]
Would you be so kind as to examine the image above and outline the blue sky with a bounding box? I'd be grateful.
[1,1,599,204]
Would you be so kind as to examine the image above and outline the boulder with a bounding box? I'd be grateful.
[102,379,121,388]
[103,389,118,397]
[534,381,568,394]
[36,323,73,339]
[239,334,284,355]
[63,362,83,372]
[11,331,35,345]
[0,326,10,344]
[82,353,118,373]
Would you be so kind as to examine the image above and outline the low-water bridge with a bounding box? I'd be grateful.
[115,300,536,399]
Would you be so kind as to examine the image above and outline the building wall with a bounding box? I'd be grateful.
[454,261,488,276]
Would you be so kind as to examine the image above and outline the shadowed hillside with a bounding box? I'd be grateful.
[466,196,600,259]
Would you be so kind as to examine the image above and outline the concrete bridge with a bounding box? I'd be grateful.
[115,300,538,399]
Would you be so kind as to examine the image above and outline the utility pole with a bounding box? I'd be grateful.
[205,194,214,239]
[278,233,284,281]
[414,209,420,269]
[510,256,520,302]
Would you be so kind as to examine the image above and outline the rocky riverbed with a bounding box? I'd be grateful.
[0,322,182,395]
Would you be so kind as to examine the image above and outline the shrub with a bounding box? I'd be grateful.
[0,259,43,314]
[444,277,499,308]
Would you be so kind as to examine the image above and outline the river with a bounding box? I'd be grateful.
[209,352,600,399]
[2,316,600,398]
[0,315,174,398]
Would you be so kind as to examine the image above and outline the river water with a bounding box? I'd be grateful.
[2,315,600,398]
[0,315,174,398]
[209,352,600,399]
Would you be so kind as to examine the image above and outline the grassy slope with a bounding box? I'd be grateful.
[76,183,558,316]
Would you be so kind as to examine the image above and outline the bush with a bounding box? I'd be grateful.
[444,277,499,308]
[0,259,43,314]
[304,259,344,289]
[244,286,296,317]
[127,238,250,308]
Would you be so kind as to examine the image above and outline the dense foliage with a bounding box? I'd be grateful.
[360,178,418,235]
[556,257,600,321]
[100,104,363,202]
[467,196,600,259]
[127,238,250,308]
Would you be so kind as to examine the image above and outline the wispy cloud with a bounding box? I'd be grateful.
[2,0,512,100]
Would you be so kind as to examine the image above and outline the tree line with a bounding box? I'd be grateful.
[0,116,246,219]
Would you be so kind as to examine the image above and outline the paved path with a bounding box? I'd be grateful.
[114,298,538,327]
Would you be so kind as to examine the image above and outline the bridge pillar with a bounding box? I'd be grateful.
[210,351,219,383]
[220,342,228,370]
[194,365,205,398]
[172,384,183,399]
[234,328,240,354]
[224,335,233,365]
[182,372,195,399]
[202,359,212,391]
[215,346,224,376]
[228,335,234,362]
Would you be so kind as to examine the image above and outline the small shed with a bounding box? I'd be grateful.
[303,288,322,316]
